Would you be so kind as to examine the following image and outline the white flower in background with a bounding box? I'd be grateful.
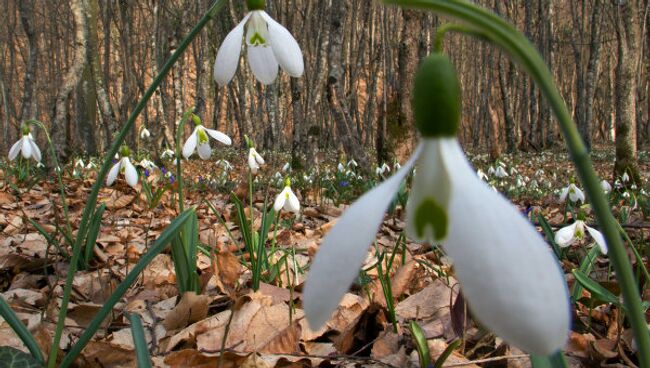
[138,159,157,171]
[273,171,283,180]
[8,129,41,162]
[622,172,630,183]
[510,166,519,175]
[555,220,607,254]
[161,149,175,160]
[337,163,345,172]
[394,162,402,170]
[182,125,231,160]
[75,159,85,168]
[631,184,637,190]
[375,163,391,176]
[217,159,233,171]
[614,179,622,189]
[347,159,358,168]
[494,165,509,179]
[213,2,303,86]
[36,162,44,169]
[515,176,526,188]
[530,179,540,190]
[623,191,630,199]
[107,147,138,188]
[86,162,97,170]
[282,162,291,172]
[248,147,265,174]
[559,183,585,203]
[535,169,545,177]
[600,180,612,194]
[140,127,151,140]
[274,178,300,214]
[476,169,488,181]
[305,54,569,356]
[345,170,355,178]
[487,166,496,176]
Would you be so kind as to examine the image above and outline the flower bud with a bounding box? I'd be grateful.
[412,53,460,138]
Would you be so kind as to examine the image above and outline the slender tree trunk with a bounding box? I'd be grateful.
[51,0,88,162]
[19,1,38,122]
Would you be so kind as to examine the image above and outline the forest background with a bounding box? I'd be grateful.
[0,0,648,177]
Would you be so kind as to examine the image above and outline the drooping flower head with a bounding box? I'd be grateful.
[213,0,304,86]
[555,216,607,254]
[304,54,570,356]
[107,145,138,188]
[274,177,300,214]
[9,124,41,162]
[182,117,232,160]
[140,126,151,140]
[600,180,612,194]
[559,183,585,203]
[245,135,265,174]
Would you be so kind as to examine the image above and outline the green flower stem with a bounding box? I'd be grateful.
[46,1,226,366]
[0,296,43,364]
[384,0,650,364]
[433,23,485,53]
[28,120,73,243]
[174,108,195,213]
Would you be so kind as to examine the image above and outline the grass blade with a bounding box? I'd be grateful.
[127,313,152,368]
[0,296,44,364]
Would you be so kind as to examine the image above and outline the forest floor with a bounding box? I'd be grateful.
[0,146,648,367]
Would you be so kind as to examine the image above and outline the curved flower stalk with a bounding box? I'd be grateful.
[107,146,138,188]
[8,125,42,162]
[248,147,265,174]
[559,183,585,203]
[274,178,300,214]
[304,54,570,356]
[555,220,607,254]
[213,0,303,86]
[182,123,231,160]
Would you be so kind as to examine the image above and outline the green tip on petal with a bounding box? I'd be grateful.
[284,177,291,187]
[414,198,448,241]
[412,53,461,138]
[244,135,254,149]
[246,0,265,10]
[197,128,209,144]
[21,124,31,136]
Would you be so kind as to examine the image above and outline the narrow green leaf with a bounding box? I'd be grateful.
[433,339,461,368]
[537,214,562,259]
[571,246,600,302]
[409,321,430,368]
[0,298,44,364]
[59,208,195,367]
[530,351,569,368]
[83,203,106,269]
[127,313,152,368]
[573,270,620,307]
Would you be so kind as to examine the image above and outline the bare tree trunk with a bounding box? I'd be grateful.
[19,1,38,122]
[613,1,641,182]
[397,9,420,151]
[328,0,369,169]
[51,0,88,162]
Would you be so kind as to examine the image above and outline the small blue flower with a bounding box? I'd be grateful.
[169,175,175,184]
[144,169,150,177]
[161,166,167,175]
[339,181,349,187]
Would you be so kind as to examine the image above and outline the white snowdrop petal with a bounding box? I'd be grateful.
[273,189,287,212]
[287,190,300,213]
[405,139,451,243]
[304,147,420,330]
[559,188,568,202]
[586,226,608,254]
[29,139,41,162]
[8,139,22,161]
[197,142,212,160]
[255,150,265,165]
[441,139,569,355]
[247,45,279,85]
[214,14,250,86]
[205,128,232,145]
[554,222,578,247]
[123,158,138,188]
[106,161,121,186]
[182,129,198,159]
[260,11,304,77]
[21,137,32,159]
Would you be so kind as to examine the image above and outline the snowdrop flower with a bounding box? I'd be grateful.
[555,220,607,254]
[107,146,138,188]
[530,179,540,191]
[273,171,283,180]
[535,169,545,177]
[182,124,231,160]
[213,0,303,86]
[476,169,488,182]
[347,159,358,168]
[161,149,175,160]
[622,172,630,183]
[494,165,509,179]
[274,178,300,214]
[394,162,402,170]
[248,147,265,174]
[282,162,291,172]
[86,162,97,170]
[600,180,612,194]
[140,127,151,140]
[138,159,157,171]
[559,183,585,203]
[217,159,233,171]
[75,159,85,169]
[304,54,569,356]
[337,163,345,172]
[631,184,637,190]
[515,176,526,188]
[487,166,496,176]
[8,126,41,162]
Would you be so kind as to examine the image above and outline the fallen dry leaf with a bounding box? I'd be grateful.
[163,292,212,331]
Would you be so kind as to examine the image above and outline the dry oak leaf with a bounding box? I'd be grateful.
[213,251,242,290]
[163,292,212,331]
